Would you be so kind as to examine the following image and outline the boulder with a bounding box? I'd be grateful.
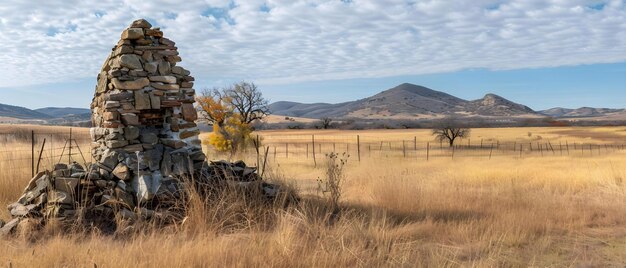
[121,28,144,40]
[119,54,143,70]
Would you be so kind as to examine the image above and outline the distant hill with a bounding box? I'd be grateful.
[0,103,90,126]
[270,83,540,119]
[539,107,625,118]
[0,103,53,119]
[35,107,90,118]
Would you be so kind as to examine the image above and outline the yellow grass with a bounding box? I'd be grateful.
[2,125,626,266]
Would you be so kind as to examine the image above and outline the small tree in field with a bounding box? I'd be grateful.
[196,81,269,154]
[320,117,333,129]
[432,117,471,147]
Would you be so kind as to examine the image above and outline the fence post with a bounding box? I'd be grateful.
[36,139,46,174]
[426,142,430,161]
[68,128,73,164]
[256,134,260,168]
[31,130,35,178]
[356,135,361,162]
[312,135,316,167]
[286,143,288,158]
[489,143,493,159]
[402,140,406,158]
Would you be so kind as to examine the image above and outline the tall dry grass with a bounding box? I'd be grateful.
[1,125,626,266]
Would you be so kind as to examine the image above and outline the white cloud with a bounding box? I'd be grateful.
[0,0,624,88]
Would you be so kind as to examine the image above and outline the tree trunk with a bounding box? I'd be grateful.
[449,139,454,147]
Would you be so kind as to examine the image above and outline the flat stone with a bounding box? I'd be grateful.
[181,103,197,121]
[48,190,73,204]
[145,29,163,37]
[119,54,143,70]
[140,132,158,145]
[158,61,170,75]
[107,140,129,148]
[132,173,154,202]
[150,93,161,109]
[129,70,148,77]
[181,82,194,88]
[90,127,107,141]
[114,45,134,55]
[0,218,20,237]
[167,55,182,63]
[111,78,150,90]
[162,139,186,149]
[121,113,139,125]
[134,90,151,110]
[55,177,79,193]
[124,126,140,140]
[171,66,189,75]
[97,72,108,93]
[144,62,157,74]
[131,19,152,28]
[149,76,177,83]
[180,129,200,139]
[17,176,49,205]
[107,91,134,101]
[105,101,120,109]
[103,111,119,121]
[112,163,131,181]
[115,187,135,209]
[160,38,175,46]
[152,83,180,91]
[158,50,179,56]
[121,27,144,40]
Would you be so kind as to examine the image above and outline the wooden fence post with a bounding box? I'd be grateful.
[426,142,430,161]
[312,135,316,167]
[36,139,46,174]
[489,143,494,159]
[357,135,361,162]
[31,130,35,177]
[402,140,406,158]
[69,128,72,164]
[285,143,288,158]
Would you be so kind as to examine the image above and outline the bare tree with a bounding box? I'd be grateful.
[432,117,471,147]
[320,117,333,129]
[224,81,270,125]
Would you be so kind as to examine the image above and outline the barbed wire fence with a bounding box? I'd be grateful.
[253,134,626,165]
[0,129,92,177]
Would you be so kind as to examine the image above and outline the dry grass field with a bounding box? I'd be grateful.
[2,124,626,266]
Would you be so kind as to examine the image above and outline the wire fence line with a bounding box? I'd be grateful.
[0,129,92,177]
[256,134,626,163]
[2,130,626,175]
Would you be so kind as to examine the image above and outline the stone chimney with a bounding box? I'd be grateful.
[90,19,205,203]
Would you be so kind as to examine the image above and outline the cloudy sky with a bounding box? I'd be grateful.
[0,0,625,110]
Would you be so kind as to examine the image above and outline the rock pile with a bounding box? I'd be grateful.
[90,18,205,207]
[1,19,281,237]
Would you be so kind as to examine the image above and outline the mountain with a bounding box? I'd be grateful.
[0,103,53,120]
[539,107,624,118]
[467,94,535,116]
[35,107,90,118]
[0,103,90,126]
[270,83,539,119]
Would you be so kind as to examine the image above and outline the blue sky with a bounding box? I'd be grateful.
[0,0,625,111]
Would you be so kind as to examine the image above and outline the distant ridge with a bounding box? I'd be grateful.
[539,107,624,118]
[0,103,52,120]
[270,83,540,119]
[0,103,90,125]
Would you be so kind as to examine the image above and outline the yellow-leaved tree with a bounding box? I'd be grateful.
[197,82,269,155]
